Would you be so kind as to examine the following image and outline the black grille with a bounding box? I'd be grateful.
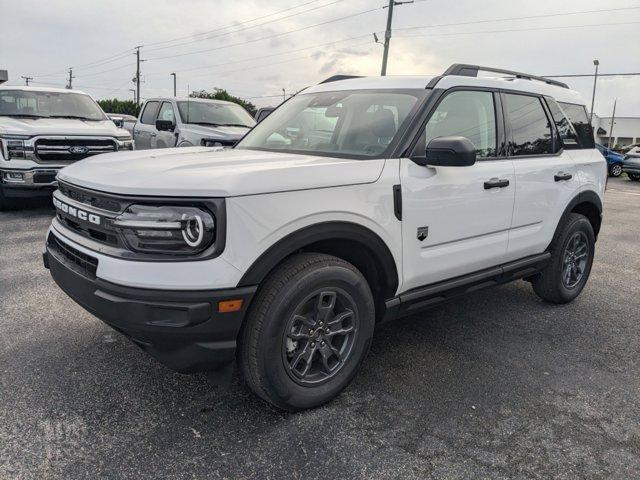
[58,182,122,212]
[33,172,57,184]
[35,138,117,163]
[48,233,98,278]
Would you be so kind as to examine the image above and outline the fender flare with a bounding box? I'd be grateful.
[551,190,603,245]
[237,221,399,296]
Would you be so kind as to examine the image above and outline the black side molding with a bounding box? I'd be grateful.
[393,184,402,221]
[383,252,551,322]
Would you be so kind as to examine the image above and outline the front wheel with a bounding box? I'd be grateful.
[609,163,623,177]
[532,213,595,304]
[238,253,375,411]
[629,173,640,182]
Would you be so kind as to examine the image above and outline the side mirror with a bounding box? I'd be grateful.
[155,119,175,132]
[424,136,476,167]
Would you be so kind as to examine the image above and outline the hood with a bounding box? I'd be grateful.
[182,124,251,140]
[0,117,125,137]
[57,147,385,197]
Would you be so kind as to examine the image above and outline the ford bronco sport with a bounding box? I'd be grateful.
[0,86,133,210]
[44,64,606,411]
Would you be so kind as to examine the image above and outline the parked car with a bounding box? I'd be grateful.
[622,156,640,181]
[0,86,133,210]
[133,97,255,150]
[254,107,275,123]
[107,113,137,136]
[44,64,605,411]
[595,143,626,177]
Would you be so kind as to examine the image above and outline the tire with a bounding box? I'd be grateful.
[609,163,623,177]
[532,213,595,304]
[0,187,17,211]
[628,173,640,182]
[238,253,375,411]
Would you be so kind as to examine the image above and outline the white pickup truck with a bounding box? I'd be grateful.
[0,86,133,209]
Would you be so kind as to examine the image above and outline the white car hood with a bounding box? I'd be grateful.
[57,147,385,197]
[0,117,124,137]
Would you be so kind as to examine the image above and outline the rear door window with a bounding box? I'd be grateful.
[503,93,554,156]
[140,101,159,125]
[558,102,595,149]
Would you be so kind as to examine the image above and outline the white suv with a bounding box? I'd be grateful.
[44,64,606,411]
[0,86,133,209]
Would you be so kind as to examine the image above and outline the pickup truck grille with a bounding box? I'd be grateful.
[34,138,117,163]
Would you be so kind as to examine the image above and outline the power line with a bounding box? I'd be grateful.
[144,0,349,53]
[142,0,332,48]
[145,5,384,62]
[393,5,640,33]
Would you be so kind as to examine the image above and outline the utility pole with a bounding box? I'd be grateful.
[589,59,599,125]
[170,73,177,97]
[608,99,617,150]
[134,46,142,106]
[380,0,413,76]
[21,76,32,86]
[66,68,74,89]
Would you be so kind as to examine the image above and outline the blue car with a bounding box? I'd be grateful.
[595,143,626,177]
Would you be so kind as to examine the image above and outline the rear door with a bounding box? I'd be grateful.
[134,101,160,150]
[503,92,580,261]
[401,89,515,291]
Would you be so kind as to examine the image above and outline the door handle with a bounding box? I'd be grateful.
[484,178,510,189]
[554,172,573,182]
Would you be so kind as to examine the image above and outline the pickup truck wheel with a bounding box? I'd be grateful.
[532,213,595,304]
[609,163,623,177]
[238,253,375,411]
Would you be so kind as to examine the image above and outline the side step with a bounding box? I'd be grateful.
[383,252,551,322]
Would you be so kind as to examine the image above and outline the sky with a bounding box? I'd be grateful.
[1,0,639,116]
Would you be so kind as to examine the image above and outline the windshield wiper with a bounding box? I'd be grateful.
[217,123,251,128]
[189,121,221,127]
[49,115,100,121]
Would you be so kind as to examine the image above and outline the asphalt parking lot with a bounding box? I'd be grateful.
[1,176,639,480]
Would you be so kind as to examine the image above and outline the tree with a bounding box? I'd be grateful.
[96,99,140,117]
[189,88,256,116]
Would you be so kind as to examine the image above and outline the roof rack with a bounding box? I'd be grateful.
[443,64,569,89]
[319,75,362,84]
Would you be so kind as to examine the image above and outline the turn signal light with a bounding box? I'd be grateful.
[218,299,243,313]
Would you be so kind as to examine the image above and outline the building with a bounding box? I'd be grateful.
[593,114,640,149]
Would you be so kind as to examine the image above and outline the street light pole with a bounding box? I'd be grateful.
[129,88,136,104]
[589,59,599,125]
[170,73,176,97]
[608,99,617,150]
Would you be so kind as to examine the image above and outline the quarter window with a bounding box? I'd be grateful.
[158,102,175,123]
[424,90,497,157]
[140,101,159,125]
[558,102,595,149]
[504,94,553,156]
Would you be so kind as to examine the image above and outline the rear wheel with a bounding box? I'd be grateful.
[532,213,595,304]
[609,163,623,177]
[238,253,375,411]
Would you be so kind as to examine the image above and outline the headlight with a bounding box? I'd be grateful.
[116,137,134,151]
[112,205,215,255]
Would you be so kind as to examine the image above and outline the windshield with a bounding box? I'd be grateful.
[0,90,107,120]
[235,90,424,158]
[177,101,255,127]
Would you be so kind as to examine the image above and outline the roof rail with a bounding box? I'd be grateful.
[319,75,362,84]
[443,64,569,89]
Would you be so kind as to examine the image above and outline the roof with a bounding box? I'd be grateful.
[305,72,585,106]
[0,85,89,95]
[144,97,236,105]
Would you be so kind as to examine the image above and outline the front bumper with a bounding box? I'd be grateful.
[44,236,257,373]
[1,167,59,197]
